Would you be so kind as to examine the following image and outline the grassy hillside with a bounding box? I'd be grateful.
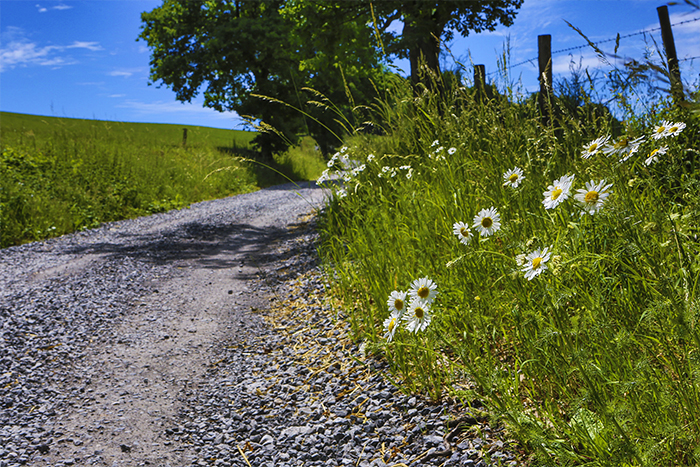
[0,112,326,248]
[318,76,700,466]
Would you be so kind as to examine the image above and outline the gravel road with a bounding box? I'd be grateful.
[1,181,524,467]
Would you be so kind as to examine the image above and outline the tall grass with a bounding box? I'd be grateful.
[0,112,325,248]
[317,70,700,465]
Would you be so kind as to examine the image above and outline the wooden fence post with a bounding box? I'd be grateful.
[474,64,486,102]
[657,5,684,104]
[182,128,188,147]
[538,34,553,123]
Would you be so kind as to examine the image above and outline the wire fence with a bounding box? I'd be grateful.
[489,16,700,76]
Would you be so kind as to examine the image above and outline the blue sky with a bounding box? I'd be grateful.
[1,0,699,130]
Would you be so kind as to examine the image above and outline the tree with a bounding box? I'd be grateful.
[138,1,524,156]
[367,1,524,88]
[139,0,388,157]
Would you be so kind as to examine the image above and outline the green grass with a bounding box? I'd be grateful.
[0,111,325,248]
[317,76,700,466]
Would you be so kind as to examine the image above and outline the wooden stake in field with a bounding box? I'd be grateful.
[538,34,553,124]
[657,5,684,104]
[182,128,188,147]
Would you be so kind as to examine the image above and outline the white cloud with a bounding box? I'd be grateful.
[36,3,73,13]
[0,28,102,72]
[67,41,102,52]
[108,70,134,78]
[107,67,147,79]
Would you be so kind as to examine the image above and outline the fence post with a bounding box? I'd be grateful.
[474,64,486,102]
[657,5,684,104]
[538,34,553,123]
[182,128,188,147]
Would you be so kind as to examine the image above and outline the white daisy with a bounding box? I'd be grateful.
[452,221,473,245]
[472,207,501,237]
[317,169,331,184]
[542,174,575,210]
[503,167,525,188]
[448,147,457,155]
[581,135,610,159]
[574,180,613,215]
[602,135,645,161]
[665,121,686,138]
[383,308,403,342]
[618,144,641,163]
[431,140,440,147]
[387,290,407,315]
[403,299,432,333]
[408,277,438,304]
[336,188,347,198]
[652,120,673,140]
[644,146,668,166]
[522,246,552,280]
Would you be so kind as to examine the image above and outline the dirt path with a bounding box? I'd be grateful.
[0,181,328,466]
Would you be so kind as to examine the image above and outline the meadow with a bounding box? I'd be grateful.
[317,72,700,466]
[0,111,326,248]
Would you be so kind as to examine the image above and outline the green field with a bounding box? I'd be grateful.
[0,111,326,248]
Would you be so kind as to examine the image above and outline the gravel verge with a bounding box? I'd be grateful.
[1,180,526,467]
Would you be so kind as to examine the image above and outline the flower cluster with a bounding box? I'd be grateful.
[428,140,457,161]
[452,206,502,246]
[383,277,438,341]
[317,146,368,186]
[451,163,615,280]
[580,120,684,166]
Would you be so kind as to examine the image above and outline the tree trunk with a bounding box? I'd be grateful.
[401,4,448,94]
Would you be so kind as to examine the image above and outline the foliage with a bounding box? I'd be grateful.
[369,0,524,86]
[138,0,526,157]
[0,112,324,248]
[317,64,700,466]
[138,0,390,157]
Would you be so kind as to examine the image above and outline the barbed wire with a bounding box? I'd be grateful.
[495,16,700,74]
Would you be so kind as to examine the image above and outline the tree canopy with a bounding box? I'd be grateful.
[138,0,523,156]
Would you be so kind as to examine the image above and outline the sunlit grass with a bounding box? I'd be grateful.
[318,74,700,465]
[0,112,325,247]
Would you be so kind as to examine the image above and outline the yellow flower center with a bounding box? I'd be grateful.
[394,299,404,311]
[589,143,598,152]
[584,190,599,203]
[414,307,424,319]
[551,188,563,200]
[669,126,678,134]
[481,217,493,228]
[508,173,519,183]
[417,287,430,299]
[532,257,543,269]
[460,227,470,238]
[656,126,665,134]
[614,138,630,150]
[650,149,659,157]
[388,318,397,332]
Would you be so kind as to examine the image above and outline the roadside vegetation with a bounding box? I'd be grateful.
[0,111,325,248]
[317,60,700,465]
